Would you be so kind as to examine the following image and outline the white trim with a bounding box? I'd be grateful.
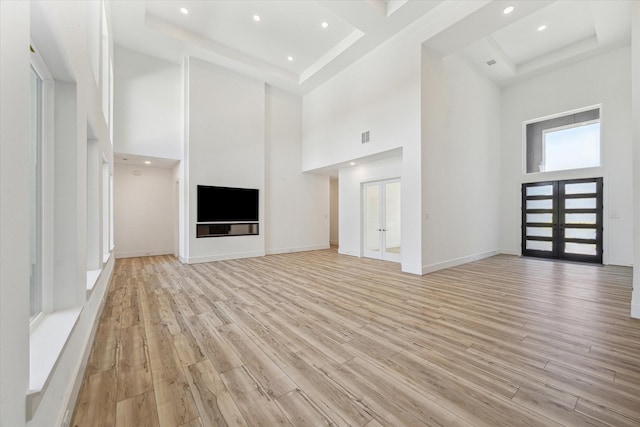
[266,244,329,255]
[401,263,422,275]
[27,307,83,419]
[631,300,640,319]
[115,249,175,259]
[606,257,633,267]
[338,248,360,257]
[186,251,265,264]
[86,268,101,291]
[422,250,499,275]
[499,248,521,256]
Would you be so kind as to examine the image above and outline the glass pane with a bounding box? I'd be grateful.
[527,213,552,223]
[384,182,401,255]
[565,182,597,195]
[565,228,596,240]
[526,199,552,210]
[527,240,552,251]
[30,67,42,319]
[543,122,600,172]
[527,227,552,238]
[565,213,596,224]
[565,198,596,209]
[565,243,597,256]
[526,185,553,196]
[365,185,380,252]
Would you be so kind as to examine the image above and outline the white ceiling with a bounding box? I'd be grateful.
[110,0,633,94]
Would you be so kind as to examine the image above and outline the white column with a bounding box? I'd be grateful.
[632,0,640,318]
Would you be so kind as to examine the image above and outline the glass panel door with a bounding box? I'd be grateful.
[522,178,602,263]
[363,179,401,263]
[364,183,381,256]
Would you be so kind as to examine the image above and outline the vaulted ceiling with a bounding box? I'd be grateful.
[110,1,633,94]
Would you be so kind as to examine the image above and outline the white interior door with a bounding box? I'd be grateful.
[363,179,401,263]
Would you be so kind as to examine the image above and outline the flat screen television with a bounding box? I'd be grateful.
[197,185,259,222]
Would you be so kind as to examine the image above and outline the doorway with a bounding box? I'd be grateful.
[522,177,603,263]
[363,179,401,262]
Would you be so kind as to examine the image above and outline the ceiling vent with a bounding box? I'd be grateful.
[486,59,497,66]
[361,130,370,144]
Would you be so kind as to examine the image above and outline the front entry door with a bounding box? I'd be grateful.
[363,179,401,263]
[522,177,603,263]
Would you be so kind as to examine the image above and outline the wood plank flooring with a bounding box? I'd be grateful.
[71,250,640,426]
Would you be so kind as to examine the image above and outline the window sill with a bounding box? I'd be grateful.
[27,306,83,420]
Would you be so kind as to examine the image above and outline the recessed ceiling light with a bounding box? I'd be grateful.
[144,161,151,165]
[503,6,514,14]
[538,24,547,32]
[321,21,329,29]
[287,55,294,62]
[350,162,356,166]
[253,14,261,22]
[180,7,189,15]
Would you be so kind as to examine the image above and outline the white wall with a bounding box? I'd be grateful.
[421,49,502,273]
[0,2,30,425]
[329,178,339,245]
[303,33,423,274]
[1,1,115,426]
[338,156,403,258]
[631,1,640,318]
[113,46,181,159]
[265,86,329,254]
[185,58,266,262]
[500,47,633,266]
[114,163,176,258]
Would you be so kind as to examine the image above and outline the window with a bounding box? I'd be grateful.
[29,65,43,320]
[525,108,601,174]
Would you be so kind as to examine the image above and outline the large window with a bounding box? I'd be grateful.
[525,108,601,174]
[29,65,43,320]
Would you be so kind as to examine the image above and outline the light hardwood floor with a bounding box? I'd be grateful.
[72,250,640,426]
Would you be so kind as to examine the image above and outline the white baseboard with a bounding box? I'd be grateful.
[401,263,423,275]
[499,248,520,256]
[422,250,499,275]
[266,244,329,255]
[605,257,633,267]
[631,301,640,319]
[186,251,265,264]
[115,249,175,259]
[338,248,360,257]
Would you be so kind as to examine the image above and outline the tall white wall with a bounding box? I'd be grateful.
[185,58,266,262]
[421,49,502,273]
[113,46,181,159]
[265,87,329,254]
[114,163,176,258]
[303,33,423,274]
[1,1,115,426]
[0,2,30,425]
[631,1,640,318]
[500,47,633,266]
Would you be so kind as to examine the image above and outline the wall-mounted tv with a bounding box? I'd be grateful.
[197,185,259,222]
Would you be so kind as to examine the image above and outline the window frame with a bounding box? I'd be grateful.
[522,105,603,176]
[29,43,54,331]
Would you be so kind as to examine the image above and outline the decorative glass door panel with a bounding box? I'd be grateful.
[522,178,602,263]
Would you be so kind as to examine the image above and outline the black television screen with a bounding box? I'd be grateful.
[197,185,259,222]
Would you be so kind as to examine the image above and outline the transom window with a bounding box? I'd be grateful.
[525,107,601,174]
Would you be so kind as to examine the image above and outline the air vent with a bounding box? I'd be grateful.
[361,130,370,144]
[486,59,496,66]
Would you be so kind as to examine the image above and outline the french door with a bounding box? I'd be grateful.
[522,178,603,263]
[363,179,401,263]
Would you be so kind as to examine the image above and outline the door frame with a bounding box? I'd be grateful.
[522,177,603,264]
[362,178,401,263]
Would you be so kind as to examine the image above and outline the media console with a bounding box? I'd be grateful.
[196,222,259,238]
